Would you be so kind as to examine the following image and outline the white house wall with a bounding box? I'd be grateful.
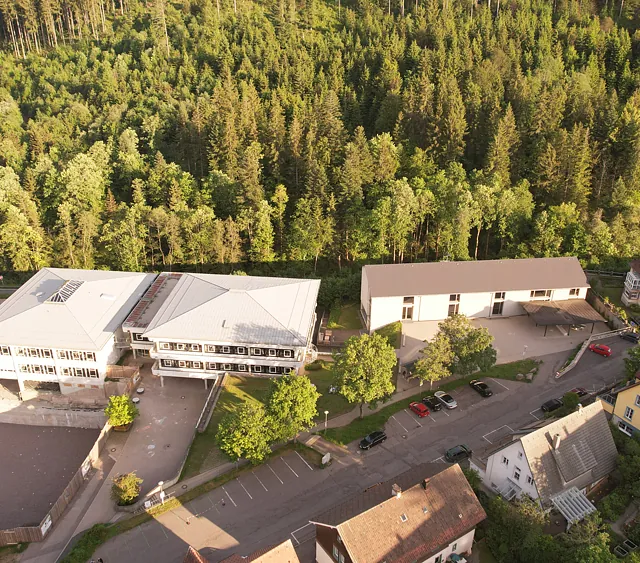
[481,441,539,500]
[315,542,334,563]
[421,529,476,563]
[369,296,406,331]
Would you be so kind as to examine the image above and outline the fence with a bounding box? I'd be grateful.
[584,269,627,278]
[0,421,112,546]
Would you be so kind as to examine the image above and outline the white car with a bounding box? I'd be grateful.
[435,390,458,409]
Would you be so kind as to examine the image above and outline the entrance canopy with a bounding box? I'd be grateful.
[521,299,605,327]
[551,487,597,528]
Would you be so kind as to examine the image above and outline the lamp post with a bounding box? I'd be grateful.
[523,344,528,358]
[158,481,165,504]
[324,410,329,433]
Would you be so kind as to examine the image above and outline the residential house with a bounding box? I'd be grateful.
[622,260,640,306]
[311,463,486,563]
[0,268,155,395]
[599,377,640,437]
[361,257,590,332]
[470,401,617,527]
[218,539,301,562]
[123,272,320,383]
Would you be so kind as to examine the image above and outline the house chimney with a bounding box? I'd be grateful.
[578,403,583,413]
[421,479,428,490]
[392,483,402,498]
[553,434,561,450]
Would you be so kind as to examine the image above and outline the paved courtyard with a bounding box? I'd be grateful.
[0,423,98,529]
[399,314,610,365]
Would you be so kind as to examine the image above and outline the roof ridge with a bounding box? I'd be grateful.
[0,268,65,325]
[246,288,307,346]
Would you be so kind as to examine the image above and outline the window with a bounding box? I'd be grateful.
[205,344,216,353]
[526,475,534,486]
[492,301,504,316]
[161,343,171,350]
[517,451,523,459]
[530,289,551,299]
[238,364,247,371]
[403,296,414,304]
[47,366,56,374]
[72,351,81,360]
[62,367,71,376]
[636,395,640,407]
[402,304,413,320]
[254,365,262,373]
[449,294,460,302]
[237,347,246,355]
[283,349,292,358]
[223,363,232,371]
[178,361,187,368]
[625,406,634,421]
[452,543,458,552]
[570,288,580,296]
[222,346,231,354]
[332,545,339,561]
[0,346,9,355]
[513,467,521,481]
[448,303,459,316]
[89,368,98,377]
[494,292,505,300]
[191,344,201,352]
[269,366,277,374]
[619,422,634,436]
[501,456,509,466]
[283,367,292,374]
[339,554,345,563]
[252,348,262,356]
[601,393,615,406]
[400,513,408,522]
[87,352,96,362]
[268,349,277,357]
[32,365,42,373]
[74,368,83,376]
[435,555,443,563]
[176,343,186,351]
[43,349,52,358]
[192,362,202,369]
[206,362,217,370]
[162,359,174,367]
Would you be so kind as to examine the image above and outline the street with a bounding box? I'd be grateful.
[93,336,633,563]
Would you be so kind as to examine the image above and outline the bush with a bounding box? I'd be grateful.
[305,360,325,371]
[104,394,139,427]
[111,472,143,506]
[628,520,640,545]
[597,489,631,521]
[60,524,112,563]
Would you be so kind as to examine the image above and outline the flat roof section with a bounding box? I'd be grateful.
[364,257,589,298]
[123,272,182,330]
[521,299,605,326]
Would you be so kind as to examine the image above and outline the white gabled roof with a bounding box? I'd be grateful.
[0,268,157,350]
[143,273,321,347]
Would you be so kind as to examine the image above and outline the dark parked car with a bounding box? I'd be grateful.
[621,332,640,344]
[445,444,472,463]
[570,387,589,398]
[541,398,564,412]
[422,395,443,411]
[359,430,387,450]
[469,379,493,397]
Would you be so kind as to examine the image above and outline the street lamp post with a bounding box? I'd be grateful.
[523,344,528,358]
[324,410,329,433]
[158,481,165,504]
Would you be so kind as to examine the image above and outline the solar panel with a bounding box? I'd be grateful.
[47,280,84,303]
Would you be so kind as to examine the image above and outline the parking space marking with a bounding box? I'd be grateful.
[482,425,514,444]
[490,378,510,390]
[295,451,314,471]
[137,525,152,548]
[267,463,284,484]
[441,408,450,417]
[222,485,237,506]
[428,415,436,423]
[281,456,299,477]
[391,414,409,433]
[252,470,268,491]
[237,478,253,499]
[291,522,314,546]
[429,456,445,463]
[530,409,542,421]
[405,410,423,427]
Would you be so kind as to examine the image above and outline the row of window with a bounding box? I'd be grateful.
[133,333,150,342]
[159,358,292,374]
[19,364,56,375]
[158,342,295,358]
[500,454,534,485]
[57,350,97,362]
[60,367,99,378]
[1,346,97,362]
[17,364,100,378]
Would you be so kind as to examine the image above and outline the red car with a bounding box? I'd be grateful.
[589,344,612,357]
[409,401,430,418]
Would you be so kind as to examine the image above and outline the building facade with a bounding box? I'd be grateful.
[0,268,156,395]
[599,378,640,437]
[123,272,320,382]
[622,261,640,306]
[361,257,590,332]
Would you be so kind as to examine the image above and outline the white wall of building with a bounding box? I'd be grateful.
[416,295,450,321]
[315,542,334,563]
[481,441,539,500]
[368,296,405,331]
[421,529,476,563]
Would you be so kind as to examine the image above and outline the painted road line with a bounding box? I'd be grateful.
[267,463,284,484]
[281,456,300,477]
[441,408,450,417]
[429,456,445,463]
[405,410,422,427]
[295,451,314,471]
[291,522,314,545]
[252,470,268,491]
[490,378,510,390]
[482,424,514,444]
[222,485,237,507]
[237,478,253,500]
[530,409,542,421]
[391,414,409,434]
[428,415,436,423]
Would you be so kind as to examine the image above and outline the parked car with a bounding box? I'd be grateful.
[409,401,430,418]
[589,343,612,357]
[422,395,442,412]
[570,387,589,398]
[469,379,493,397]
[445,444,472,463]
[620,332,640,344]
[359,430,387,450]
[435,390,458,409]
[541,398,564,412]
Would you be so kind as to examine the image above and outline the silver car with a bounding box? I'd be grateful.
[435,390,458,409]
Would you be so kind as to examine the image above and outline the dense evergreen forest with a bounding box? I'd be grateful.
[1,0,640,295]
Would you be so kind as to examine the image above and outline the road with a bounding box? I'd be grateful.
[92,336,633,563]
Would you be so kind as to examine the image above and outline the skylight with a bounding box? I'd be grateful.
[400,513,408,522]
[47,280,84,303]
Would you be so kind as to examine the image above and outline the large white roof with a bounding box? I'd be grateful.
[143,274,321,347]
[0,268,156,350]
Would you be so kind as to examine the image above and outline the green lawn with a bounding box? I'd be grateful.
[327,302,362,330]
[324,359,540,446]
[374,321,402,349]
[306,366,354,422]
[181,376,272,479]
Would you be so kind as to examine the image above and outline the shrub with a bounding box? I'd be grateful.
[60,524,111,563]
[104,395,139,427]
[305,360,325,371]
[597,489,631,521]
[111,472,143,506]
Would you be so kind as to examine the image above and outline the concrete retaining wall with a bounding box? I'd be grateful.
[0,401,106,429]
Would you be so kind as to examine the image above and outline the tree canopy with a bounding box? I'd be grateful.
[266,375,320,441]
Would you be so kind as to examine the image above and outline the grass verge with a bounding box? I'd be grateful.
[324,359,540,446]
[306,365,353,422]
[327,302,362,330]
[61,443,321,563]
[374,321,402,349]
